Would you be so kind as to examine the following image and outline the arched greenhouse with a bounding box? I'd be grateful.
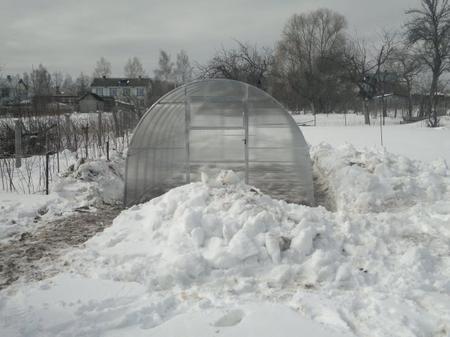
[124,79,315,206]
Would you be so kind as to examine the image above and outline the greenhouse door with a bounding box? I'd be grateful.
[185,95,249,184]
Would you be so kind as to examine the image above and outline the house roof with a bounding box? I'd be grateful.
[79,92,115,102]
[91,77,151,87]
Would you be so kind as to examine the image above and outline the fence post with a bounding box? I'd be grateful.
[106,140,110,161]
[97,110,103,147]
[64,113,72,150]
[15,120,22,168]
[83,124,89,158]
[112,106,120,138]
[45,152,50,195]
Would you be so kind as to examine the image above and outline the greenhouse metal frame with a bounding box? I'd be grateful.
[124,79,315,206]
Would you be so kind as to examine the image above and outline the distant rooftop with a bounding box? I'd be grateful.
[91,77,151,87]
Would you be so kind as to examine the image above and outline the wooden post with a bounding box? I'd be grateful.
[84,124,89,158]
[15,120,22,168]
[64,114,72,150]
[45,152,50,195]
[112,106,120,138]
[97,110,103,147]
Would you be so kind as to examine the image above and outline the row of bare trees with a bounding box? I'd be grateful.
[199,0,450,127]
[2,50,193,101]
[93,51,194,85]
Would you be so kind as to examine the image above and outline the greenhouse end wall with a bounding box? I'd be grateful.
[125,79,315,206]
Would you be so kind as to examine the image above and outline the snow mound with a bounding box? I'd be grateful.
[312,143,449,212]
[54,154,124,206]
[71,171,341,287]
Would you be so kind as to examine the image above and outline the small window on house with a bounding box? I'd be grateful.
[123,88,130,96]
[110,88,117,97]
[95,88,103,96]
[137,88,144,96]
[1,88,10,98]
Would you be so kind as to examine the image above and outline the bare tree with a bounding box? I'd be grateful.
[154,50,174,82]
[373,32,397,122]
[124,57,146,78]
[174,50,193,85]
[276,8,350,114]
[405,0,450,127]
[344,32,397,124]
[30,64,52,96]
[199,41,273,89]
[61,74,76,95]
[75,72,91,96]
[52,71,64,94]
[388,43,422,119]
[93,57,112,78]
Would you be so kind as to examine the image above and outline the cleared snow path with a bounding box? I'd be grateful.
[0,206,121,289]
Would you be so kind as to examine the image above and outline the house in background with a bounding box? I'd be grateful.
[90,77,151,108]
[79,92,115,113]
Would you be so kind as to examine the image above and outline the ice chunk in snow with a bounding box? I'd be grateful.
[228,230,259,260]
[265,230,281,263]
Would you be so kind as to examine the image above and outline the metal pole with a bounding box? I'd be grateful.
[184,87,191,183]
[380,105,384,147]
[56,114,60,172]
[243,84,249,184]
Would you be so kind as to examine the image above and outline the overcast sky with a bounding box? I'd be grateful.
[1,0,417,78]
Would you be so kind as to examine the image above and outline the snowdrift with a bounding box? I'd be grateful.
[312,143,449,212]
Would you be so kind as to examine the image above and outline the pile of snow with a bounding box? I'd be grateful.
[312,143,449,212]
[54,153,124,206]
[0,153,124,241]
[1,145,450,337]
[69,170,337,287]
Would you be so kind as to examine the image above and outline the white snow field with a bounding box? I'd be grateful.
[0,115,449,337]
[297,115,450,163]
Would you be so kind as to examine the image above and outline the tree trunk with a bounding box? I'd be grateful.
[381,96,387,125]
[429,73,439,127]
[363,100,370,125]
[407,94,413,119]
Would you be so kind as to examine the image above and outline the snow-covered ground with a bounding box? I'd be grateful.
[1,114,449,337]
[297,114,450,163]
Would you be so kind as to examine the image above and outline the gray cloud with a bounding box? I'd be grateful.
[1,0,417,77]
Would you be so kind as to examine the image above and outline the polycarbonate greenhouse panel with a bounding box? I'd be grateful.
[124,79,315,206]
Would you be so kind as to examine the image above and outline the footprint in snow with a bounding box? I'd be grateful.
[213,309,245,327]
